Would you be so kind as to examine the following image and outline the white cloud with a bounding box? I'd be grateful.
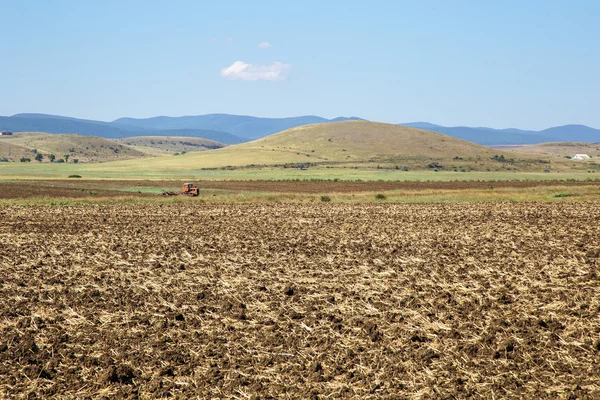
[220,61,290,81]
[257,42,272,49]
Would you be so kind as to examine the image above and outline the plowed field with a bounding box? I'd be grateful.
[1,179,600,198]
[1,204,599,398]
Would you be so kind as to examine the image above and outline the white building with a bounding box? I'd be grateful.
[571,154,591,160]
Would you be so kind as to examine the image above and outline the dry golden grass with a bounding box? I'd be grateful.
[111,121,499,169]
[1,203,600,398]
[0,132,146,162]
[0,140,35,161]
[510,142,600,159]
[113,136,226,156]
[92,121,583,173]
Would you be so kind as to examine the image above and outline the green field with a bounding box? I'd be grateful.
[0,161,599,181]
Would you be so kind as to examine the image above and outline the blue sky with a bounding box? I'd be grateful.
[0,0,598,129]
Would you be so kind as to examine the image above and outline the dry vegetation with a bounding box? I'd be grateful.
[114,136,226,156]
[96,121,587,173]
[1,180,599,205]
[509,142,600,159]
[0,133,146,163]
[0,133,226,163]
[1,203,600,398]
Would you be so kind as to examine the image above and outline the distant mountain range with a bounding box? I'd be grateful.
[1,113,599,145]
[1,114,246,144]
[114,114,364,140]
[400,122,600,145]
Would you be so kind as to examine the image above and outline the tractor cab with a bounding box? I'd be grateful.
[182,183,200,196]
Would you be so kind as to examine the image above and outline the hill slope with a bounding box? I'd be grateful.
[243,120,496,161]
[113,136,226,156]
[1,132,146,162]
[0,140,36,162]
[100,121,509,171]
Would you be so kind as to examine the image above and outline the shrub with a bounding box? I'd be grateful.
[375,193,387,200]
[554,193,581,198]
[320,195,331,202]
[20,157,31,162]
[68,175,82,178]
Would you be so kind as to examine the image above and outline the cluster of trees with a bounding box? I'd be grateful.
[20,153,79,163]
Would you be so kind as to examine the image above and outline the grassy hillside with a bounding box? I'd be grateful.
[113,136,226,156]
[0,140,36,162]
[2,122,596,180]
[508,142,600,159]
[0,132,146,162]
[246,120,495,161]
[98,120,555,172]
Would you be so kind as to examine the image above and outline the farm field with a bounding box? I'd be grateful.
[1,161,599,181]
[1,203,600,398]
[1,179,600,204]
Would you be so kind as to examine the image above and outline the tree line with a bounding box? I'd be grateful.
[20,154,79,163]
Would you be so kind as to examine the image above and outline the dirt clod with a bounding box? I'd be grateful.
[104,364,136,385]
[284,287,296,296]
[1,203,600,398]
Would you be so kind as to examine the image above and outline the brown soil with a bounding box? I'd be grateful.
[1,203,599,398]
[1,179,600,198]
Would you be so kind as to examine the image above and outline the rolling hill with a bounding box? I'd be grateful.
[113,136,227,156]
[0,132,229,163]
[129,129,244,144]
[0,140,37,162]
[0,132,147,162]
[97,121,528,172]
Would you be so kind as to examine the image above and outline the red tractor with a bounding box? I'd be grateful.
[162,183,199,197]
[181,183,199,196]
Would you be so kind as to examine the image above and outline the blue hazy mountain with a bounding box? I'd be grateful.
[113,114,365,139]
[399,122,599,145]
[1,113,599,145]
[539,125,600,142]
[0,114,246,144]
